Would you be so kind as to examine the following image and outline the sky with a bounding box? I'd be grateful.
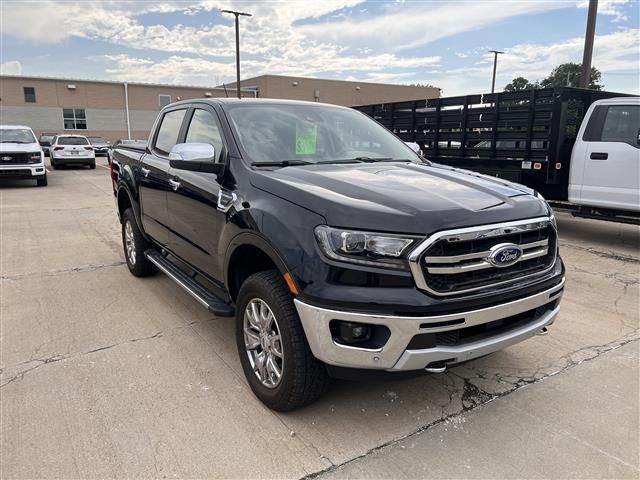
[0,0,638,96]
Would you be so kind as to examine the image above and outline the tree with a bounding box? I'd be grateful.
[504,76,537,91]
[539,62,603,90]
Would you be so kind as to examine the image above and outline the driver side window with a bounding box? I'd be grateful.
[185,108,224,162]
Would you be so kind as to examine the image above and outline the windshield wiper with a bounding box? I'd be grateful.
[0,141,30,144]
[347,157,415,163]
[251,160,313,167]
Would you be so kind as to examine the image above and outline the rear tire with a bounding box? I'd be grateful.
[50,159,58,169]
[121,208,157,277]
[236,270,329,411]
[36,174,48,187]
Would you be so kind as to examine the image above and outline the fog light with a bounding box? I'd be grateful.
[334,321,372,344]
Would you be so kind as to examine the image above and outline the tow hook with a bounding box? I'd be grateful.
[424,362,447,373]
[537,326,549,336]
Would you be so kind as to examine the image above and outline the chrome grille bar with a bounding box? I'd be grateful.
[424,239,549,265]
[426,246,549,274]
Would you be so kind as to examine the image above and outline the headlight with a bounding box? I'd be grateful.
[29,152,42,163]
[314,226,420,270]
[535,191,557,230]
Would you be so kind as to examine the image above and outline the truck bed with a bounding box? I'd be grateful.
[355,87,630,200]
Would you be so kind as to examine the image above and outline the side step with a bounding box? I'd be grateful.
[145,250,234,317]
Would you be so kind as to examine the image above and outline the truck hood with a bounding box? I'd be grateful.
[0,142,41,153]
[251,162,548,234]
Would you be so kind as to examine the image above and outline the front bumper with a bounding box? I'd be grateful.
[294,277,564,371]
[0,164,46,178]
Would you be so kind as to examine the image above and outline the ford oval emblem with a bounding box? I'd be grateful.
[1,156,11,161]
[488,243,523,268]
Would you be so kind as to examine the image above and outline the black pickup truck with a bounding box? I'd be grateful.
[111,98,565,411]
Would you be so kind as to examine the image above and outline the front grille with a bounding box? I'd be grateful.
[0,169,33,177]
[0,152,39,165]
[410,218,557,296]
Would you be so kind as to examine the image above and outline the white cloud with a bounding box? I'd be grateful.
[301,1,571,51]
[428,28,640,96]
[577,0,631,22]
[0,60,22,75]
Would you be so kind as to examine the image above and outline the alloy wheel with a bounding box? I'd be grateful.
[243,298,284,388]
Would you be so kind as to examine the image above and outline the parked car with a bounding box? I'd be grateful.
[356,88,639,224]
[38,133,57,157]
[111,99,564,411]
[0,125,47,186]
[87,136,110,156]
[50,135,96,169]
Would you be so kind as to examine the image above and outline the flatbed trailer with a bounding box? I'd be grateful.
[354,87,630,201]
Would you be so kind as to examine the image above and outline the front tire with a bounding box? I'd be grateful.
[236,271,329,411]
[121,208,157,277]
[36,174,48,187]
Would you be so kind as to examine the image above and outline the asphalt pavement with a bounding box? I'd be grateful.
[1,159,638,479]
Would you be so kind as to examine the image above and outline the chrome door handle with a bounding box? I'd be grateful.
[168,179,181,191]
[140,167,150,177]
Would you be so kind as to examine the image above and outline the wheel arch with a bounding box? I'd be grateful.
[224,233,291,302]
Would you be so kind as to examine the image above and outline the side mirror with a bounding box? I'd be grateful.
[169,143,224,175]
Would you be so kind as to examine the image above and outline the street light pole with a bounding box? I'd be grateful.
[580,0,598,88]
[489,50,504,94]
[221,9,252,99]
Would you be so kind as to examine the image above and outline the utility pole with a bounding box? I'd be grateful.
[489,50,504,94]
[580,0,598,88]
[221,9,252,99]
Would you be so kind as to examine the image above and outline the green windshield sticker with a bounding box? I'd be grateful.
[296,125,317,155]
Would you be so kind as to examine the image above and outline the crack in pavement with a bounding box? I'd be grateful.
[0,321,204,389]
[300,332,640,480]
[559,242,640,264]
[0,261,126,282]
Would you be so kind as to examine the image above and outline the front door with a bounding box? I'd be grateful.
[166,106,229,282]
[579,103,640,211]
[139,107,187,246]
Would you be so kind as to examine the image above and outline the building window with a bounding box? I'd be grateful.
[63,108,87,130]
[24,87,36,103]
[159,95,172,108]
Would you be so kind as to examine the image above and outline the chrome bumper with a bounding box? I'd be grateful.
[294,278,564,371]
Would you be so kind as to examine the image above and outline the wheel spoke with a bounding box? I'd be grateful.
[271,335,283,358]
[250,302,261,330]
[246,305,261,330]
[266,355,281,381]
[244,329,261,350]
[262,310,274,330]
[255,351,268,380]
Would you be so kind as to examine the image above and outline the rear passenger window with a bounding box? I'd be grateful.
[185,109,224,162]
[155,109,186,155]
[601,105,639,147]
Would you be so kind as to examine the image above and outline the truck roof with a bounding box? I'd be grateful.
[0,125,34,130]
[169,97,352,110]
[590,96,640,106]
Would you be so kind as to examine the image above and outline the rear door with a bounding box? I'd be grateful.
[166,104,228,281]
[577,103,640,211]
[139,107,188,246]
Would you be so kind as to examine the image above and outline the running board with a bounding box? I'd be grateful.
[145,250,234,317]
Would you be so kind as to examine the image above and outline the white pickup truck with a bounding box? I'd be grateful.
[568,97,639,218]
[0,125,47,186]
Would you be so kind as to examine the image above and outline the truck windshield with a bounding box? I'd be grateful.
[0,129,36,144]
[88,137,107,143]
[226,104,421,164]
